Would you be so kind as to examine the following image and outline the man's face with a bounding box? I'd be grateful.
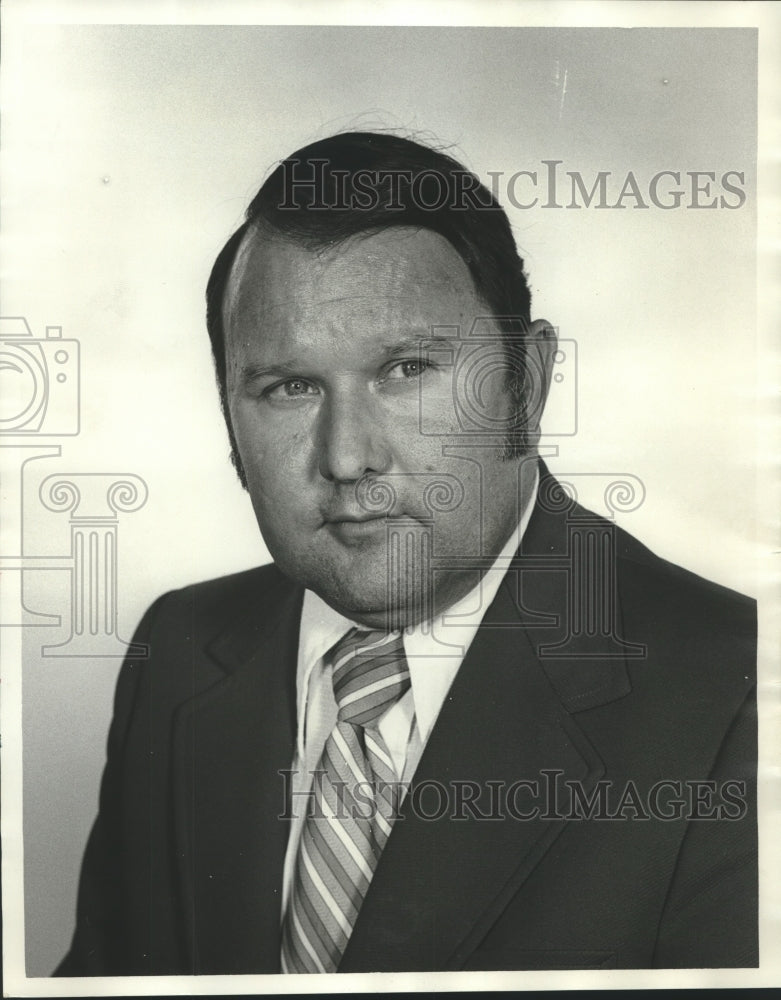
[223,226,543,628]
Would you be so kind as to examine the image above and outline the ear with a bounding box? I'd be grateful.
[521,318,558,446]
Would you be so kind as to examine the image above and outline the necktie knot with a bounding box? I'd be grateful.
[330,627,410,727]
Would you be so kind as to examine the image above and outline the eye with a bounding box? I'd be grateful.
[384,358,431,380]
[265,378,319,400]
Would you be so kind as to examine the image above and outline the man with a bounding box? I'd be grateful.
[56,132,757,975]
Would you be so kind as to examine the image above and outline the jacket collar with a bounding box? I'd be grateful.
[507,459,637,713]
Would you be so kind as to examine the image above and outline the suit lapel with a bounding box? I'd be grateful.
[507,469,636,711]
[171,576,302,974]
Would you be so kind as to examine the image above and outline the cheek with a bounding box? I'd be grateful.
[232,399,307,468]
[230,408,312,511]
[244,456,315,555]
[414,386,463,440]
[244,446,310,512]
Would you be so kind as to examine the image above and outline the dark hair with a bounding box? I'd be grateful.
[206,131,534,486]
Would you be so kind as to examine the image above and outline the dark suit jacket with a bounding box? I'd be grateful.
[56,471,757,974]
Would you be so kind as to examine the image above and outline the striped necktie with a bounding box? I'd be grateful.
[281,628,411,974]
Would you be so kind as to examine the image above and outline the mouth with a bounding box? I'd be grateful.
[322,512,390,543]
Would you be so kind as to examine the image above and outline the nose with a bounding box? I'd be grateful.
[317,391,392,482]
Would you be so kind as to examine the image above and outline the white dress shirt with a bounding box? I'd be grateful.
[280,468,539,916]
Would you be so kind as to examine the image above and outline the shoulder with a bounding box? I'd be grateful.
[612,518,756,643]
[144,562,298,636]
[162,560,292,605]
[126,563,299,685]
[604,518,756,726]
[539,476,757,703]
[115,563,301,719]
[536,467,755,641]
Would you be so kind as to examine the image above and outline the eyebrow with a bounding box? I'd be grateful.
[239,360,304,384]
[383,334,456,358]
[238,334,457,384]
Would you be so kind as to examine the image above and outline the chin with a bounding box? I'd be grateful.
[272,544,431,627]
[313,578,427,630]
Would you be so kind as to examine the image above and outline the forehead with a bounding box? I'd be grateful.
[222,225,483,344]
